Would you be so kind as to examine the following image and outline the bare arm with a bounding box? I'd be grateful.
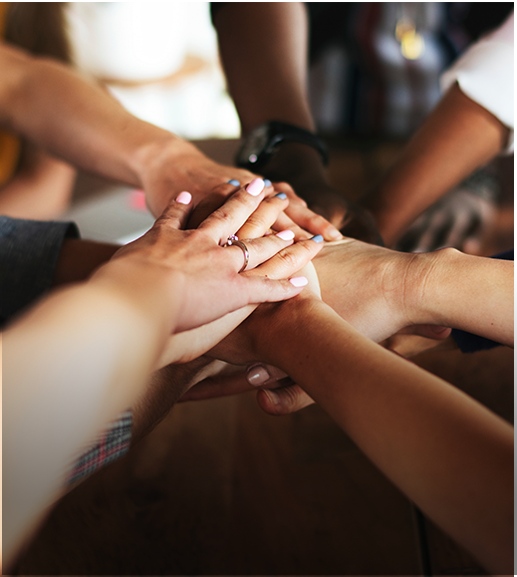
[0,43,252,217]
[313,240,513,346]
[362,83,510,246]
[213,3,377,239]
[3,182,321,564]
[216,296,513,574]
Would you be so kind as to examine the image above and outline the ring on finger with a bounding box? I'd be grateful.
[224,234,250,273]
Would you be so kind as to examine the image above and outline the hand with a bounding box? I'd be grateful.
[296,182,383,245]
[396,180,497,254]
[155,192,324,366]
[92,179,316,336]
[138,142,342,241]
[313,238,452,343]
[180,361,316,415]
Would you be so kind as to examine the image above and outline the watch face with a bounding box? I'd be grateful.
[239,124,270,165]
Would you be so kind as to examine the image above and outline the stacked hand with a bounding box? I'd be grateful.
[181,237,453,412]
[92,178,324,357]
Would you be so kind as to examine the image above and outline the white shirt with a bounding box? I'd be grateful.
[441,11,514,152]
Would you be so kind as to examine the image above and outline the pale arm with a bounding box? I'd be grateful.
[0,43,250,216]
[313,240,513,346]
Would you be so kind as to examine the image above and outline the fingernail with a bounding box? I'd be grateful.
[246,178,265,196]
[176,191,192,205]
[329,228,343,240]
[247,364,271,387]
[275,192,288,200]
[227,179,240,186]
[289,276,308,287]
[263,179,272,187]
[311,234,324,243]
[276,229,295,241]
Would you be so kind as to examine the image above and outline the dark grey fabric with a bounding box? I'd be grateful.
[0,216,79,326]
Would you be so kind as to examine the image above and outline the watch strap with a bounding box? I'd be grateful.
[237,121,329,170]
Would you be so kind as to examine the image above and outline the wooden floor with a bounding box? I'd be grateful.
[11,141,514,576]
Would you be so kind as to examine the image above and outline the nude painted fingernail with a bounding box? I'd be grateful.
[276,229,295,241]
[289,276,308,287]
[245,178,265,196]
[176,191,192,205]
[329,228,343,240]
[247,364,271,387]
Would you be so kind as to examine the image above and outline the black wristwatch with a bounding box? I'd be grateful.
[236,121,329,171]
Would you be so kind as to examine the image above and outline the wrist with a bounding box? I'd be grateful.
[403,248,461,327]
[132,135,202,205]
[52,239,119,287]
[254,296,325,367]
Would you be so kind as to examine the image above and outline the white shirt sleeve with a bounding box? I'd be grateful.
[440,11,514,153]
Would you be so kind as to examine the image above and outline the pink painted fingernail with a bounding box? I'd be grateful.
[245,178,265,196]
[247,364,271,387]
[276,229,295,241]
[289,276,308,288]
[176,191,192,205]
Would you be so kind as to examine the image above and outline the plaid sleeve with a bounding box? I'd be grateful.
[67,410,133,486]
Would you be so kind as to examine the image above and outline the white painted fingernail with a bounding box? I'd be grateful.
[276,229,295,241]
[176,191,192,205]
[289,276,308,287]
[246,178,265,196]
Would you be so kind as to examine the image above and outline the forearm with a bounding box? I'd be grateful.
[3,279,176,560]
[0,45,192,197]
[261,299,513,573]
[362,84,509,245]
[213,2,314,134]
[410,248,513,345]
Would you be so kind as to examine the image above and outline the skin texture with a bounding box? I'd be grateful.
[3,181,323,566]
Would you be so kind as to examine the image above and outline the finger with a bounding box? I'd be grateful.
[186,182,239,229]
[271,210,312,240]
[273,181,342,241]
[154,191,193,231]
[179,370,254,402]
[284,201,343,241]
[236,192,290,239]
[256,384,315,415]
[198,178,267,244]
[445,209,480,250]
[226,229,296,272]
[246,363,290,387]
[247,234,324,279]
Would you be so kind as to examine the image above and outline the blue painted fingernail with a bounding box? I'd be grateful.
[227,179,240,186]
[275,192,287,200]
[263,179,272,187]
[311,234,324,243]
